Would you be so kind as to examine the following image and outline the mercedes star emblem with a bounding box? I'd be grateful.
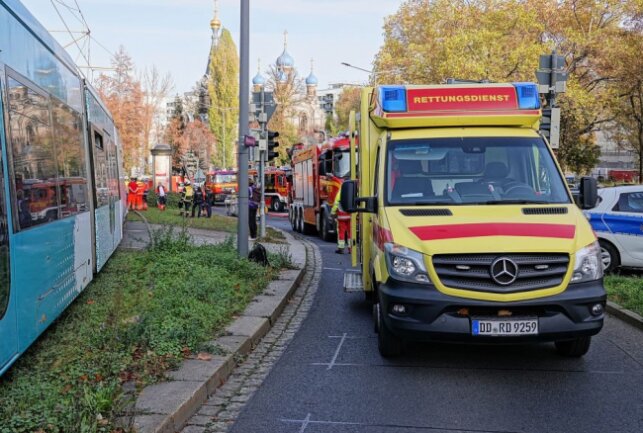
[490,257,519,286]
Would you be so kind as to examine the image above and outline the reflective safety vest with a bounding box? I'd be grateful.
[331,189,350,221]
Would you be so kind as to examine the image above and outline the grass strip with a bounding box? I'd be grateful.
[0,227,283,433]
[128,206,238,233]
[604,274,643,317]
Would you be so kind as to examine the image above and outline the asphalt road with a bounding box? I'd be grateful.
[220,208,643,433]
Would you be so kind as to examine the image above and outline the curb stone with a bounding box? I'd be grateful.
[130,228,306,433]
[607,301,643,331]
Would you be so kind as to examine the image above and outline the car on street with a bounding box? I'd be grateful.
[585,185,643,272]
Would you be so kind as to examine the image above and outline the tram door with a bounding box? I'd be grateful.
[0,78,16,371]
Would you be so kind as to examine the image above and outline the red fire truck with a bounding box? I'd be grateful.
[206,169,238,202]
[249,167,291,212]
[290,135,351,240]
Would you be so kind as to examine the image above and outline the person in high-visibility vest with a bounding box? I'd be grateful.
[331,188,351,254]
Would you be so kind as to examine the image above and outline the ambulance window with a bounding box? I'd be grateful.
[373,147,380,196]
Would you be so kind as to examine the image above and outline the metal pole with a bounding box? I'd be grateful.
[222,109,226,168]
[549,50,557,109]
[259,87,266,238]
[237,0,250,256]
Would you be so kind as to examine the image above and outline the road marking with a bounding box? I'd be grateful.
[309,361,635,375]
[296,413,311,433]
[280,414,523,432]
[327,332,347,370]
[328,335,370,339]
[323,267,344,271]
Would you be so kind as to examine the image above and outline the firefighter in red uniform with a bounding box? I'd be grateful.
[127,178,138,210]
[331,188,351,254]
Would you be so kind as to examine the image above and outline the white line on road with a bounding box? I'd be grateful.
[280,415,522,432]
[328,335,371,339]
[327,332,347,370]
[322,267,344,271]
[297,413,311,433]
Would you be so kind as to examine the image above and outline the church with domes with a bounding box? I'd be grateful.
[252,31,327,145]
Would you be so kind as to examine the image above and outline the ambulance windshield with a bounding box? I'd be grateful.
[386,137,570,206]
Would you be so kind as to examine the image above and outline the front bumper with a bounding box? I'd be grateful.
[379,279,606,343]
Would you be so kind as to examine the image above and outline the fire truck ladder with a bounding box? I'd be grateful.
[343,270,363,292]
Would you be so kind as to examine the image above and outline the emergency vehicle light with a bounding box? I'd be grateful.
[380,86,407,112]
[513,83,540,110]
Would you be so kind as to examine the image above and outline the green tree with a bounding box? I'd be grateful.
[208,29,239,169]
[604,21,643,182]
[372,0,640,175]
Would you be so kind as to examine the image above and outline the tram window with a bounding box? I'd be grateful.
[106,137,120,199]
[93,132,109,208]
[52,100,89,217]
[7,77,60,230]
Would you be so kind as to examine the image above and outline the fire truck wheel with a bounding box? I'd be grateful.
[271,197,284,213]
[320,212,334,242]
[296,210,303,233]
[377,302,403,358]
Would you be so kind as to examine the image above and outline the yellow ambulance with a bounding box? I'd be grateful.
[341,83,605,357]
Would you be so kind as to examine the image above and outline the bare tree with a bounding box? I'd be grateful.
[141,66,174,171]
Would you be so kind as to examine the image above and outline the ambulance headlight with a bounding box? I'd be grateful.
[384,243,430,285]
[571,241,603,283]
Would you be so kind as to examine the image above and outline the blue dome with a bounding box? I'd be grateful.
[277,70,288,83]
[252,72,266,85]
[276,49,294,68]
[306,72,318,86]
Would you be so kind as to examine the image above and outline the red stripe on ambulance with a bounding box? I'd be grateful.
[410,223,576,241]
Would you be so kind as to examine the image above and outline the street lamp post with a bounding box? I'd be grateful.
[340,62,373,74]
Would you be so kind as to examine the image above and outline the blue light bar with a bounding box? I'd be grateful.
[513,82,541,110]
[379,86,407,112]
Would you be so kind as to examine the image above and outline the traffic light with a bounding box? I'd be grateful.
[539,107,561,148]
[267,130,280,162]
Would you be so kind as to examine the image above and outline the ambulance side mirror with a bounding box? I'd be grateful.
[578,177,598,209]
[340,181,357,212]
[341,180,377,214]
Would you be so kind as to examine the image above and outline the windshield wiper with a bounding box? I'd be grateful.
[484,200,550,205]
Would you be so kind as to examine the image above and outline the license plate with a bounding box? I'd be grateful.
[472,318,538,336]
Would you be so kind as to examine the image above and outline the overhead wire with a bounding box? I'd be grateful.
[49,0,116,80]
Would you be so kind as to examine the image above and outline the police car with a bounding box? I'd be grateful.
[585,185,643,272]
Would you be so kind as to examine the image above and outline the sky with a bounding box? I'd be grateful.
[21,0,401,95]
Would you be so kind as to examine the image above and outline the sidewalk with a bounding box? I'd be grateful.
[119,219,307,433]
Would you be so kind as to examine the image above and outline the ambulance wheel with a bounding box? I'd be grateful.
[555,336,592,357]
[598,239,619,273]
[376,302,403,358]
[271,197,283,213]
